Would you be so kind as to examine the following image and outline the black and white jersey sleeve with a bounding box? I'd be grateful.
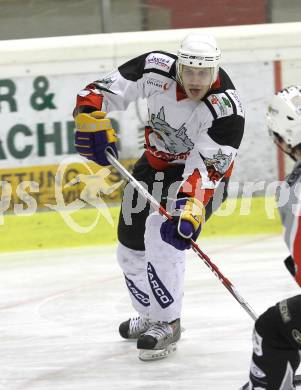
[76,51,178,112]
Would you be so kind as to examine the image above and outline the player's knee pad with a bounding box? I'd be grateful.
[144,212,166,246]
[145,211,163,230]
[145,212,185,265]
[117,242,146,275]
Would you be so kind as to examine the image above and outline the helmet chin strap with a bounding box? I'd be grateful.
[277,143,297,162]
[176,63,184,87]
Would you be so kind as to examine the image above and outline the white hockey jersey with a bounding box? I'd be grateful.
[75,51,245,203]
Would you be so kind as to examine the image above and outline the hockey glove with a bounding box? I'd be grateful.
[160,197,205,251]
[74,111,118,166]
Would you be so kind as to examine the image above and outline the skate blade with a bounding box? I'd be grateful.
[138,342,177,361]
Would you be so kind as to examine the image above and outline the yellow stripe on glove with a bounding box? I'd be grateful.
[75,111,117,143]
[179,198,205,232]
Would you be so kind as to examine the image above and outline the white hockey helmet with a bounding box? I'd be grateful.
[177,32,221,85]
[267,86,301,148]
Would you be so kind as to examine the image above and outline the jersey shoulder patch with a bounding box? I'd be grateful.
[226,89,245,118]
[205,92,234,119]
[145,52,175,73]
[205,89,244,119]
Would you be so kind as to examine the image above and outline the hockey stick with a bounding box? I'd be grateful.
[105,151,258,321]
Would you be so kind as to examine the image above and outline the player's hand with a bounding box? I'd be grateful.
[160,197,205,250]
[74,111,118,166]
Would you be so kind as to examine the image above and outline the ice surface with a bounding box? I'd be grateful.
[0,235,299,390]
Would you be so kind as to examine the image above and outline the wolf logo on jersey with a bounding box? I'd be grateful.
[203,148,233,175]
[149,106,194,154]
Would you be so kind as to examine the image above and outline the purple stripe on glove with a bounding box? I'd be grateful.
[75,131,118,166]
[160,217,192,250]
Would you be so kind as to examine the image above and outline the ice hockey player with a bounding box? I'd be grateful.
[73,32,245,361]
[241,86,301,389]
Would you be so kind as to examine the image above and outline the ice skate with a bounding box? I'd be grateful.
[137,318,181,361]
[119,315,150,339]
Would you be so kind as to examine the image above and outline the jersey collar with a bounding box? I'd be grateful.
[176,83,188,101]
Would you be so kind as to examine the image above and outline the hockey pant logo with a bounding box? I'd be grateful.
[124,274,150,307]
[147,262,174,308]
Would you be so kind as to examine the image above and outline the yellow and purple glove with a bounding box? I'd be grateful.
[74,111,118,166]
[160,197,205,250]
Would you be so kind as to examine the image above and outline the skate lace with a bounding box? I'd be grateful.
[130,316,148,334]
[144,322,172,339]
